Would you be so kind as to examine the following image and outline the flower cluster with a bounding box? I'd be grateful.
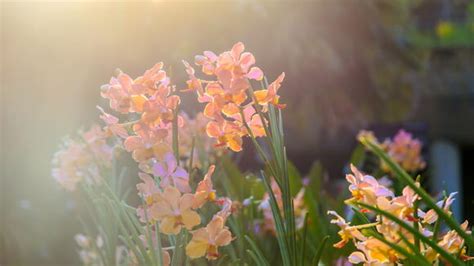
[52,125,114,191]
[381,130,426,173]
[258,178,307,235]
[183,42,285,151]
[329,165,472,265]
[135,162,235,260]
[99,63,185,172]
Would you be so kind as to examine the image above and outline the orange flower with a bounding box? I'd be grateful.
[193,165,217,209]
[206,120,244,152]
[186,216,233,260]
[253,72,286,109]
[184,42,270,152]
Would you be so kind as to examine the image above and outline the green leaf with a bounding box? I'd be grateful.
[287,161,302,196]
[311,235,329,266]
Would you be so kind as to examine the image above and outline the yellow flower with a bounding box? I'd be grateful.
[436,21,454,38]
[149,186,201,235]
[186,216,233,260]
[327,211,369,248]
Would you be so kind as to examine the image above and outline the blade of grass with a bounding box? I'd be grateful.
[244,236,269,266]
[311,235,329,266]
[261,171,291,266]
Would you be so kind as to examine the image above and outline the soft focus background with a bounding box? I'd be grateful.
[1,1,474,264]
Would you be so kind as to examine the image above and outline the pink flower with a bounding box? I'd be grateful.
[345,164,394,206]
[381,129,426,173]
[96,106,128,138]
[152,153,191,193]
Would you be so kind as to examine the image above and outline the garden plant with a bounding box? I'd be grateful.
[52,42,473,266]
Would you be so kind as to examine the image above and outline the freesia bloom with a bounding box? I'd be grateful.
[186,216,233,260]
[149,186,200,235]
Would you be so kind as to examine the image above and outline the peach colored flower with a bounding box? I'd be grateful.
[149,186,200,235]
[381,130,426,173]
[253,72,286,109]
[438,220,471,255]
[100,71,146,114]
[186,216,233,260]
[345,164,394,206]
[52,125,113,191]
[351,237,399,265]
[96,106,128,138]
[184,42,270,152]
[206,120,244,152]
[193,165,217,209]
